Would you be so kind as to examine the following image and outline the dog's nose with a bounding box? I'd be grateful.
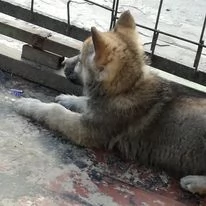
[65,69,82,85]
[67,72,77,81]
[69,72,82,85]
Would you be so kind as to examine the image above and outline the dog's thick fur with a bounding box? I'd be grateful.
[15,11,206,195]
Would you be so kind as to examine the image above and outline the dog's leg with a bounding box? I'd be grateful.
[14,98,98,147]
[55,94,88,113]
[180,175,206,195]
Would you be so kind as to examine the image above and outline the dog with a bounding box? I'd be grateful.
[14,11,206,195]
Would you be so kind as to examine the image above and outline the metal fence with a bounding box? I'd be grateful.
[67,0,206,72]
[0,0,206,86]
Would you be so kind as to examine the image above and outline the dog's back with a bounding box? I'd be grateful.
[85,72,206,177]
[131,96,206,177]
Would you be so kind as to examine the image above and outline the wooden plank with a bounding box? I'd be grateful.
[0,43,82,95]
[22,44,64,70]
[149,66,206,94]
[0,43,205,97]
[0,13,82,58]
[146,51,206,87]
[0,43,204,96]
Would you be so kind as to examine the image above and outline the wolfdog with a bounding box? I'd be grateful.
[15,11,206,195]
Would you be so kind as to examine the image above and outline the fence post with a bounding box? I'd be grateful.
[193,15,206,71]
[150,0,163,57]
[31,0,34,13]
[109,0,116,30]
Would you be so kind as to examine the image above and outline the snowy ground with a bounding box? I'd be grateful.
[0,0,206,71]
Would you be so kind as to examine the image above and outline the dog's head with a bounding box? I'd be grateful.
[67,11,145,95]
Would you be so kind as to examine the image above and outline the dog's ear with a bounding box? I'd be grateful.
[91,27,113,82]
[114,10,136,31]
[91,27,107,60]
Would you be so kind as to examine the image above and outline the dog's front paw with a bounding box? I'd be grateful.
[180,175,206,195]
[14,98,42,117]
[55,94,77,110]
[55,94,69,103]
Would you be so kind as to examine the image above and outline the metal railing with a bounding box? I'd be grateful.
[66,0,206,72]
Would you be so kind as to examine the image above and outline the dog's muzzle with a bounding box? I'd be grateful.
[63,56,83,86]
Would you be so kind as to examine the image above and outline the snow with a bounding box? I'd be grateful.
[5,0,205,39]
[1,0,206,71]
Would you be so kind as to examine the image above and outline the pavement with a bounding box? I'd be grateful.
[0,70,206,206]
